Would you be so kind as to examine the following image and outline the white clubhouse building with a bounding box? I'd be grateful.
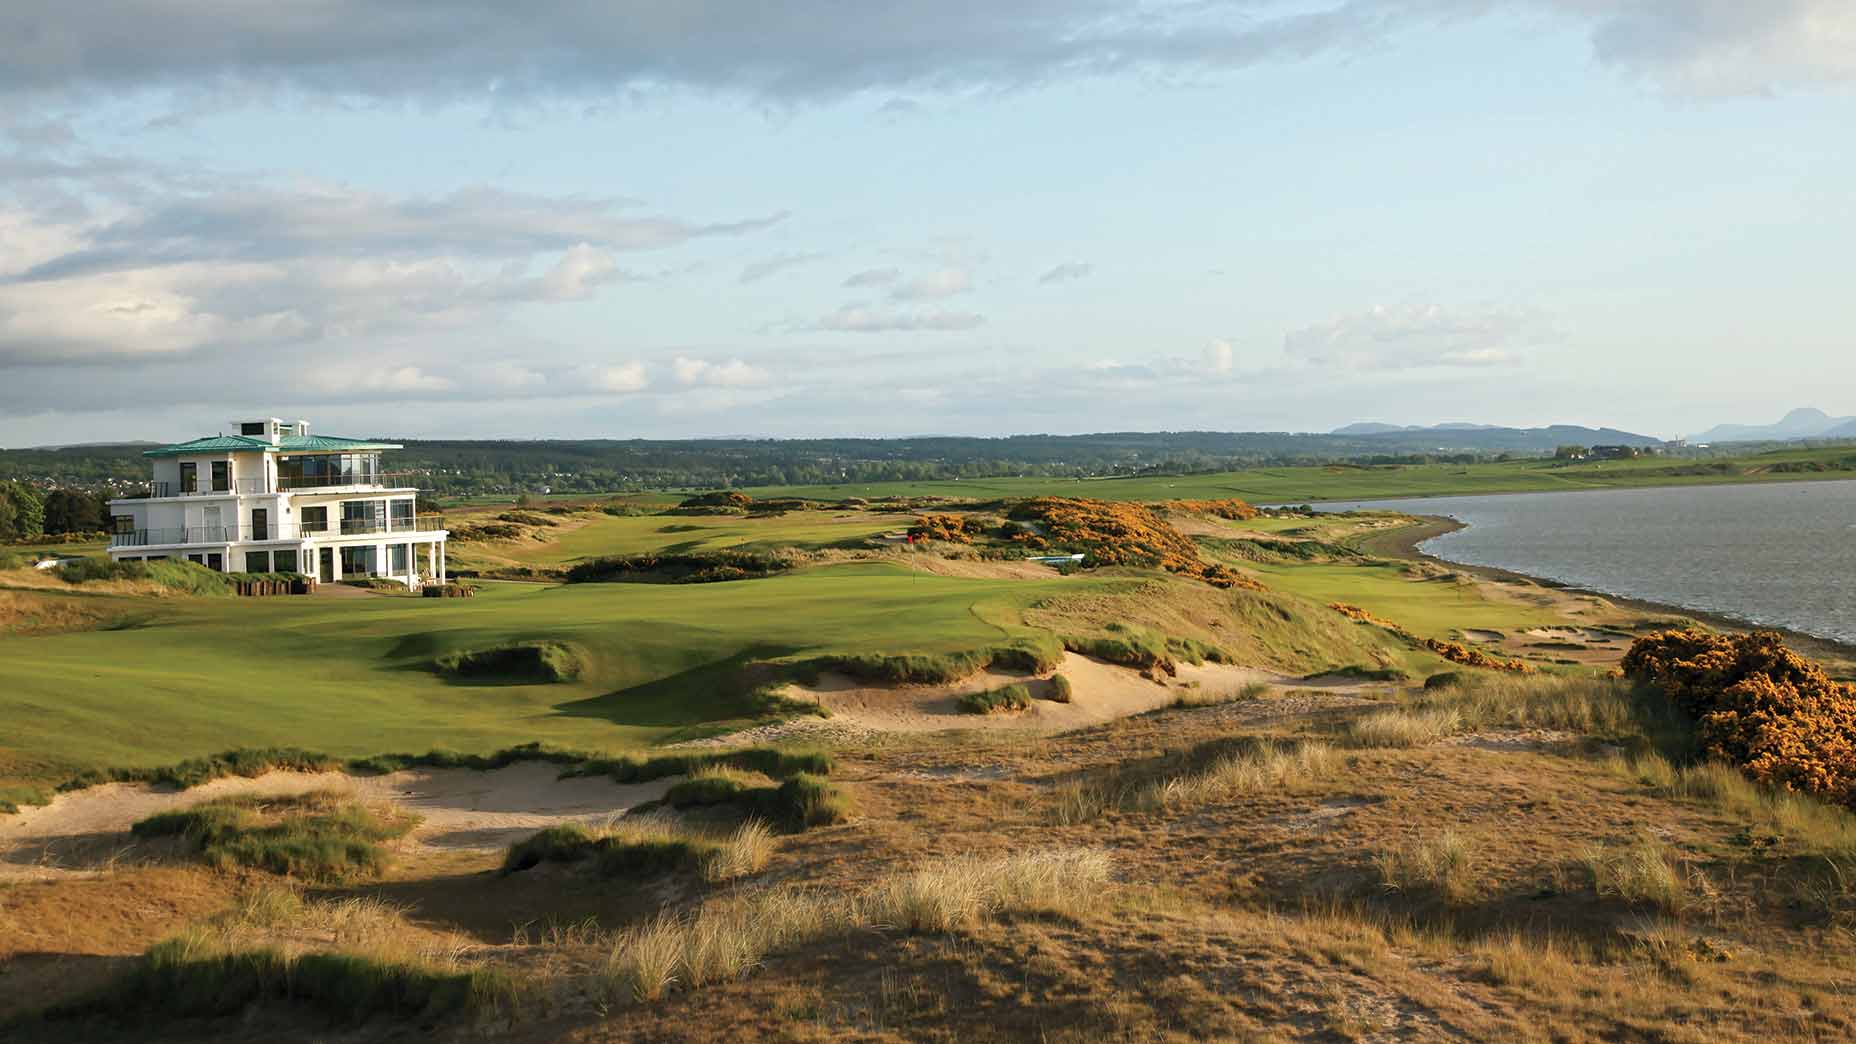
[108,418,448,588]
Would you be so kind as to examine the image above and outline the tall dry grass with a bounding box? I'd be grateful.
[1578,834,1699,914]
[1608,753,1856,855]
[601,846,1114,1005]
[1133,740,1337,811]
[1372,831,1482,904]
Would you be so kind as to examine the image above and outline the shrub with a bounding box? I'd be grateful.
[563,551,790,584]
[908,513,994,544]
[1160,498,1259,521]
[664,767,758,808]
[501,817,773,883]
[1005,497,1261,589]
[433,640,584,683]
[1623,629,1856,804]
[768,773,850,829]
[799,639,1061,685]
[131,791,417,882]
[958,684,1031,715]
[1045,674,1073,703]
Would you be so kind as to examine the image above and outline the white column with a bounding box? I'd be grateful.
[438,542,446,583]
[427,541,437,581]
[331,547,344,581]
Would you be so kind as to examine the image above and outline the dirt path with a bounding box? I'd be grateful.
[0,762,677,880]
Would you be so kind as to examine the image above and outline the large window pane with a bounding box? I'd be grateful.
[179,462,197,493]
[211,461,230,492]
[390,544,410,574]
[244,550,271,573]
[340,545,376,577]
[300,506,327,532]
[273,549,300,573]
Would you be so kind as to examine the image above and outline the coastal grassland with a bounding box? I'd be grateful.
[1249,558,1577,641]
[742,444,1856,504]
[0,562,1082,792]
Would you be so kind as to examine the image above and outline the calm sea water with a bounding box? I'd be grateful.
[1315,480,1856,644]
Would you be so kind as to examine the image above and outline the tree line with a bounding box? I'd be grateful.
[0,482,111,541]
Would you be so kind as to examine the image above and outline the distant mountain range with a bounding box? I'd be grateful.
[1689,409,1856,444]
[1329,422,1659,447]
[1332,422,1501,435]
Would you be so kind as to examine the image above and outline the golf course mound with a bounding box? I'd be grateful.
[434,640,585,683]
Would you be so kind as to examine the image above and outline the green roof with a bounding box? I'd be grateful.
[143,434,402,457]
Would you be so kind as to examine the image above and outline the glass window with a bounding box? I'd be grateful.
[211,461,230,492]
[342,500,385,534]
[186,553,204,564]
[179,462,198,493]
[300,506,328,532]
[207,553,223,572]
[390,544,410,574]
[241,422,266,436]
[339,545,377,577]
[273,549,299,573]
[244,550,271,573]
[112,515,136,534]
[390,498,415,527]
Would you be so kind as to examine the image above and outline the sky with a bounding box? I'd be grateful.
[1,1,1852,446]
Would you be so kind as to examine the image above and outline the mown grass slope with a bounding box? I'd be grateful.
[0,562,1080,787]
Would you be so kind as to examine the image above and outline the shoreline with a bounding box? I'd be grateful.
[1357,514,1856,672]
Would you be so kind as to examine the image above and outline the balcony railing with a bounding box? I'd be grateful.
[111,515,446,549]
[278,472,415,492]
[140,478,270,498]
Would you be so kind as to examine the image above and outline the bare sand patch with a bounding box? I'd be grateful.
[0,762,677,879]
[1441,728,1577,753]
[769,653,1296,736]
[1460,628,1506,644]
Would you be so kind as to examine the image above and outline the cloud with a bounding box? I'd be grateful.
[889,267,972,301]
[809,304,985,333]
[1203,339,1235,375]
[1283,304,1550,370]
[739,251,824,284]
[17,183,781,281]
[0,183,773,363]
[0,2,1845,107]
[585,362,649,394]
[672,356,769,387]
[843,267,900,288]
[1551,0,1856,95]
[1038,262,1093,285]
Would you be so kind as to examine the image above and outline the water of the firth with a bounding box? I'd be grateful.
[1317,480,1856,644]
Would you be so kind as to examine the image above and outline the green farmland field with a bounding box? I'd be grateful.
[744,446,1856,505]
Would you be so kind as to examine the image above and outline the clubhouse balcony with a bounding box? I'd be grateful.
[110,515,446,549]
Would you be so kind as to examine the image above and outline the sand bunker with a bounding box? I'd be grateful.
[1522,626,1628,644]
[776,652,1288,734]
[1460,628,1506,644]
[0,762,676,879]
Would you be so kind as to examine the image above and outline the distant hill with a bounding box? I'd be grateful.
[1334,421,1540,436]
[1330,423,1657,448]
[0,427,1666,497]
[1690,408,1855,444]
